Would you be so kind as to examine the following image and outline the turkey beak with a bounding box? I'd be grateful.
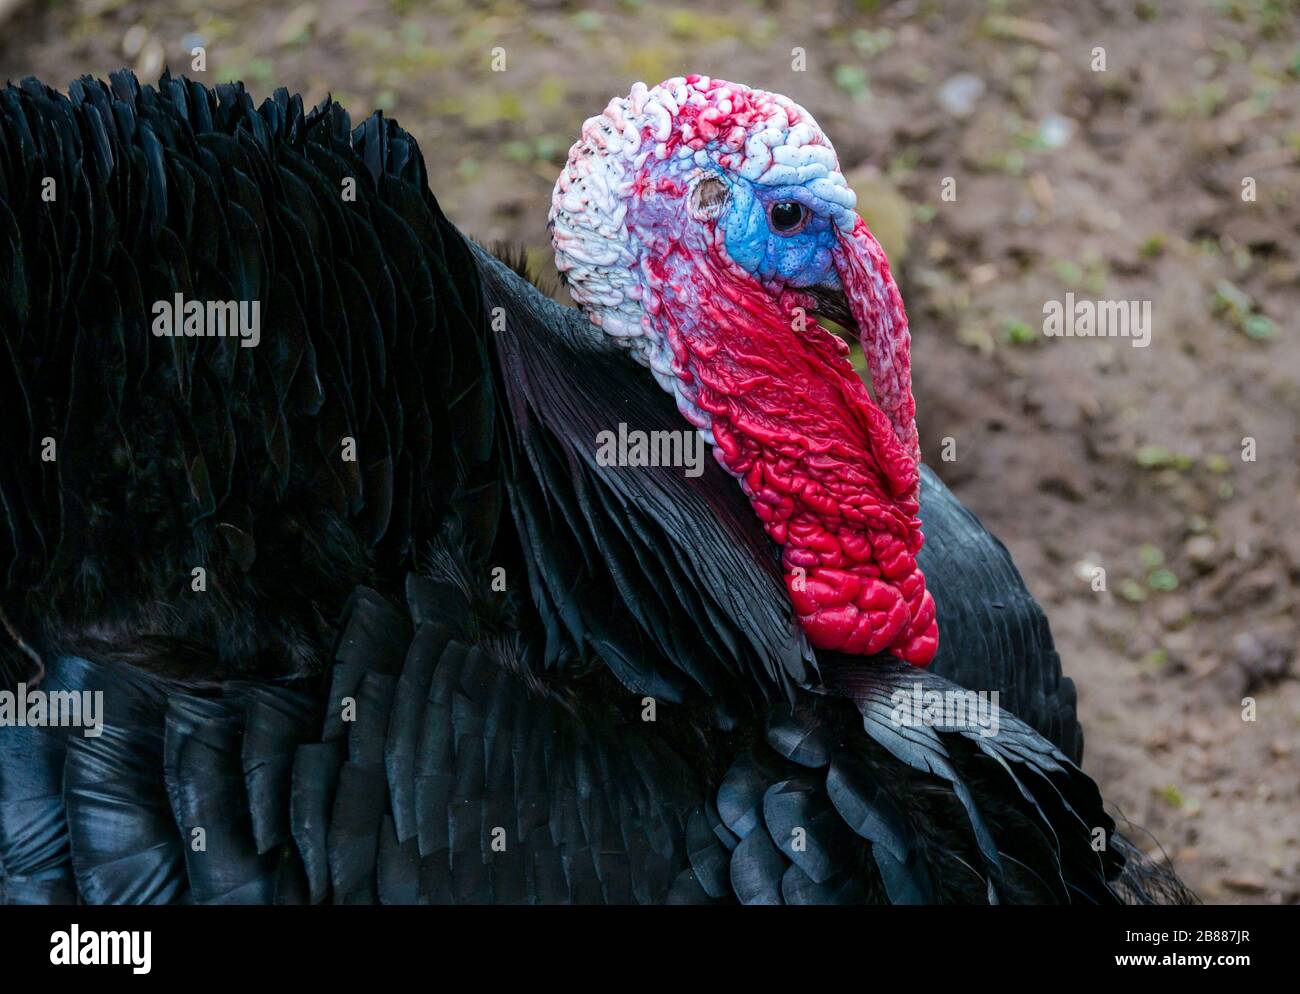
[806,283,859,339]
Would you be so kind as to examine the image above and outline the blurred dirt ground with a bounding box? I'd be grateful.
[2,0,1297,903]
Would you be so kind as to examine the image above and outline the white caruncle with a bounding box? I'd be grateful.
[550,76,859,465]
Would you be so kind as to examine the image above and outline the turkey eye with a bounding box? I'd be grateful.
[769,201,806,232]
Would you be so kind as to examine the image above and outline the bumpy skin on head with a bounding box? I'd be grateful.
[551,75,936,666]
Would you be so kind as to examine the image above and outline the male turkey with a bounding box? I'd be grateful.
[0,71,1191,904]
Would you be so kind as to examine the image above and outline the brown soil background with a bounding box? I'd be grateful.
[2,0,1296,903]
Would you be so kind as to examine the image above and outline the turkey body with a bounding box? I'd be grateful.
[0,73,1190,904]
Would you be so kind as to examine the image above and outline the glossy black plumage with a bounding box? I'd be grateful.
[0,69,488,685]
[0,585,1128,905]
[0,73,1193,905]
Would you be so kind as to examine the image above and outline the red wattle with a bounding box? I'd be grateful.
[651,226,938,667]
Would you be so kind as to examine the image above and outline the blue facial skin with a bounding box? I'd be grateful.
[720,178,846,288]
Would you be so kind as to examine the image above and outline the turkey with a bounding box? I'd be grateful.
[0,70,1192,905]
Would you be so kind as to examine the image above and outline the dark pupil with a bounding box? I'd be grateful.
[770,202,804,231]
